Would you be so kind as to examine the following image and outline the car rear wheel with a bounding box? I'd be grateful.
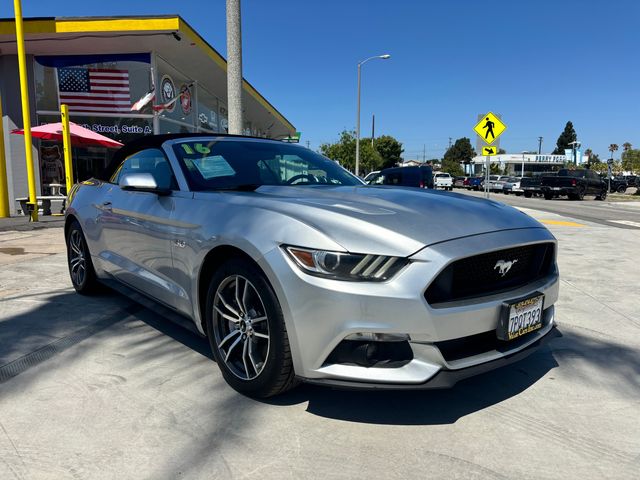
[617,185,626,193]
[205,257,297,398]
[544,192,553,200]
[596,189,607,201]
[524,192,532,198]
[66,220,100,294]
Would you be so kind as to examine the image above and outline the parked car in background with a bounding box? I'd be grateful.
[503,176,524,195]
[367,165,433,189]
[540,169,607,200]
[521,173,555,198]
[621,175,638,187]
[603,176,629,193]
[363,170,380,183]
[487,175,510,193]
[453,176,467,188]
[466,177,483,191]
[65,133,560,397]
[434,172,453,190]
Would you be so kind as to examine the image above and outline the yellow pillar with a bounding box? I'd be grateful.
[60,104,73,194]
[0,92,10,218]
[13,0,38,221]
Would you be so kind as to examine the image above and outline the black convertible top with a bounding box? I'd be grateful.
[103,133,282,180]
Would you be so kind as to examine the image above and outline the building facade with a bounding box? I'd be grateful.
[0,15,295,214]
[470,153,569,176]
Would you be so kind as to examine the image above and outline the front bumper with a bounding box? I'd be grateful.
[259,227,559,387]
[302,326,561,390]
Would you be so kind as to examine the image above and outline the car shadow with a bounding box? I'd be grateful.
[263,346,558,425]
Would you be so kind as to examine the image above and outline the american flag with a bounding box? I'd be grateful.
[57,67,131,113]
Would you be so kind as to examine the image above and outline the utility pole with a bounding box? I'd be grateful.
[423,144,426,162]
[226,0,243,135]
[538,136,543,154]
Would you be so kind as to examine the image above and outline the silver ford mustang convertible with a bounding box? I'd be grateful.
[65,134,559,397]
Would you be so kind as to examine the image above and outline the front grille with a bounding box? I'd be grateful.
[424,243,555,304]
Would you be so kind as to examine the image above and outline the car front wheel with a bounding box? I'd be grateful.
[205,257,297,398]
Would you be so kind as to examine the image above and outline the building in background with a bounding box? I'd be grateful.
[0,15,295,214]
[470,153,568,176]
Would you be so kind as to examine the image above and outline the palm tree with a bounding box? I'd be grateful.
[622,142,632,152]
[609,143,619,160]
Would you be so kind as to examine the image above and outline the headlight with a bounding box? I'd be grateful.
[283,246,408,281]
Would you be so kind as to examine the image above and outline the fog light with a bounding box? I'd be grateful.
[344,332,410,342]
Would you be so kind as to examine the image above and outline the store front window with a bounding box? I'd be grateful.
[33,53,154,194]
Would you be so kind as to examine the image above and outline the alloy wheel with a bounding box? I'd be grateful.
[68,229,86,286]
[212,275,270,380]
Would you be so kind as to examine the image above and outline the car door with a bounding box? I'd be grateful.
[588,170,601,194]
[97,148,181,305]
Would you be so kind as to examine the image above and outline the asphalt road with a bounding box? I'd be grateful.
[0,210,639,479]
[458,189,640,229]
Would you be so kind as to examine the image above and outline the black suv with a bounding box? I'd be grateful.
[367,166,434,189]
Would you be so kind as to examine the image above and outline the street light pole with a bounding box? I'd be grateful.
[569,141,581,167]
[521,151,526,177]
[355,54,390,176]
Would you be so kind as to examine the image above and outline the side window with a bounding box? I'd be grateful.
[384,172,402,185]
[113,148,178,190]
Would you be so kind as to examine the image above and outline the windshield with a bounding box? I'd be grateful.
[172,139,362,190]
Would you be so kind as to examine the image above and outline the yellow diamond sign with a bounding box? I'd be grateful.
[474,112,506,144]
[482,146,499,156]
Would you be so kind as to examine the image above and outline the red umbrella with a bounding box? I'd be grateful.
[12,122,123,149]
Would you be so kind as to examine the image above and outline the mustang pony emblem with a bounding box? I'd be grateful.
[494,259,518,277]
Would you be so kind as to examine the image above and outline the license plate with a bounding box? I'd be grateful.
[552,187,561,190]
[497,294,544,341]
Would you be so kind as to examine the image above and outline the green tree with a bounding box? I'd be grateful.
[319,130,382,174]
[373,135,404,169]
[441,158,464,177]
[552,121,577,154]
[621,149,640,173]
[441,137,475,177]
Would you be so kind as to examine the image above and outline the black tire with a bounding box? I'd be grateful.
[617,185,626,193]
[66,220,100,294]
[544,192,553,200]
[524,191,532,198]
[577,187,585,200]
[205,257,297,398]
[596,189,607,201]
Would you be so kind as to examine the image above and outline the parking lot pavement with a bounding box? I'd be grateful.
[0,214,639,479]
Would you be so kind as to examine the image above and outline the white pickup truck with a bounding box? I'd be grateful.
[434,172,453,190]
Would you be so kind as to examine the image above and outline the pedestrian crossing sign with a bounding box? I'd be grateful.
[482,146,498,156]
[474,112,506,144]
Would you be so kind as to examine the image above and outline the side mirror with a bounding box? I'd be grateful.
[119,172,171,195]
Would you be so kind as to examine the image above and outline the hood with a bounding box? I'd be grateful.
[222,185,546,257]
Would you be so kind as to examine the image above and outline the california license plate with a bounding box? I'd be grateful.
[497,294,544,341]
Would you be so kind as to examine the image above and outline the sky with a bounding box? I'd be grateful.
[13,0,640,160]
